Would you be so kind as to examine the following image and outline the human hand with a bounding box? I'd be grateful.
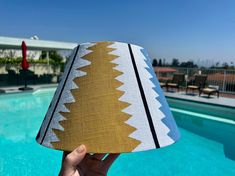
[59,145,119,176]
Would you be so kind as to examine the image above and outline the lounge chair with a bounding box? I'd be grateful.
[7,69,19,85]
[19,69,38,85]
[186,74,207,94]
[166,73,185,92]
[0,76,5,93]
[160,81,167,88]
[199,87,219,98]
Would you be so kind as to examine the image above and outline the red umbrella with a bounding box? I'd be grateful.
[19,41,32,90]
[21,41,29,70]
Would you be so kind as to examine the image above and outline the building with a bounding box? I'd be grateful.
[154,67,177,81]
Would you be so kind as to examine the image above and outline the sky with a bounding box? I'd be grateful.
[1,0,235,66]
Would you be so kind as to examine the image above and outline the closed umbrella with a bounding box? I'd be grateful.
[21,41,29,70]
[19,41,32,90]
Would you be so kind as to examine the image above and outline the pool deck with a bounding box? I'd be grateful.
[1,84,235,108]
[0,84,58,94]
[164,91,235,108]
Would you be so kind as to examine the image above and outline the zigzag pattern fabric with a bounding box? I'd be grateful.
[36,41,180,153]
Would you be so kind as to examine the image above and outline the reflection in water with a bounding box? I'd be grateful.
[0,91,54,141]
[173,110,235,161]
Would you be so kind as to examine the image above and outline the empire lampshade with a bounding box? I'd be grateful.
[36,41,180,153]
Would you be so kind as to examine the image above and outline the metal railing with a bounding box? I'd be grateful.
[155,67,235,94]
[1,64,235,94]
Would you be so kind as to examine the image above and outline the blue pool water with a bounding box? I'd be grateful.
[0,88,235,175]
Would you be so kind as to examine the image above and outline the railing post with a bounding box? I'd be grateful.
[46,51,50,74]
[186,68,189,87]
[222,70,226,92]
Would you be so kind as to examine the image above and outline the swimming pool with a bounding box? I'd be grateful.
[0,88,235,175]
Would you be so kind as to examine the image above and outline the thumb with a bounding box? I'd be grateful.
[60,145,86,175]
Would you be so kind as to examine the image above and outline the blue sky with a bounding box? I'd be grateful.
[1,0,235,65]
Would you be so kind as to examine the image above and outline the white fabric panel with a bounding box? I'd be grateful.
[41,43,94,147]
[50,113,65,130]
[43,128,60,147]
[131,45,174,147]
[109,42,155,151]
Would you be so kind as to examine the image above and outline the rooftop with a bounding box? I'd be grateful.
[154,67,177,73]
[0,36,77,51]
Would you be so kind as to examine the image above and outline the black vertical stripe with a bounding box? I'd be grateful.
[128,44,160,148]
[40,45,80,144]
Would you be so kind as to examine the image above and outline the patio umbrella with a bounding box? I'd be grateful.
[21,41,29,70]
[19,41,32,90]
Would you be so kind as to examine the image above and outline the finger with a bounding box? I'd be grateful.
[103,153,120,169]
[63,145,86,169]
[62,151,70,161]
[92,153,107,160]
[61,152,68,167]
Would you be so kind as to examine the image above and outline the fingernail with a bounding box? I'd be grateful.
[77,145,85,153]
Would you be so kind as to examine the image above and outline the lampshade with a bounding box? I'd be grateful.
[36,41,180,153]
